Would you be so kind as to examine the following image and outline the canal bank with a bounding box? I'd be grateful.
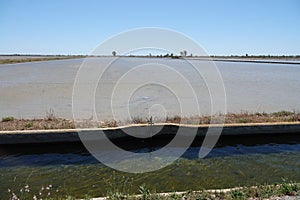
[1,122,300,199]
[1,122,300,145]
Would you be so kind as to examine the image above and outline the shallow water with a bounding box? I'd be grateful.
[0,141,300,199]
[0,57,300,119]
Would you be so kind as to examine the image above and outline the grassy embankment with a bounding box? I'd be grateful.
[6,178,300,200]
[1,111,299,131]
[0,55,86,64]
[105,179,299,200]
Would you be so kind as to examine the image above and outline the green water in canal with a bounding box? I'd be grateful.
[0,144,300,199]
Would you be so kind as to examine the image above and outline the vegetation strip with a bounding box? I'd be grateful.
[196,58,300,65]
[95,181,300,200]
[7,179,300,199]
[1,111,300,131]
[0,55,85,64]
[1,55,300,65]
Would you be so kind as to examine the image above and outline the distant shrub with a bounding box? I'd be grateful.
[132,117,146,124]
[24,122,33,128]
[2,117,14,122]
[255,112,268,116]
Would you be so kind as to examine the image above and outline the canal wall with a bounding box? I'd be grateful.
[0,122,300,145]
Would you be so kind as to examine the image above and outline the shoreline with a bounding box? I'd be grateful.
[90,182,300,200]
[190,57,300,65]
[0,55,86,64]
[1,111,300,131]
[1,55,300,65]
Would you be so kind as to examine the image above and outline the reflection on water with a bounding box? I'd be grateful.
[0,142,300,198]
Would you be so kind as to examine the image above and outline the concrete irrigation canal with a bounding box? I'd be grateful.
[0,122,300,198]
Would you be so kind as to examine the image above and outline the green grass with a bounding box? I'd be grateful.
[104,178,300,200]
[280,178,300,196]
[24,122,33,128]
[236,118,252,123]
[230,190,245,199]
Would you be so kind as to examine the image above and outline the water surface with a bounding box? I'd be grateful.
[0,139,300,198]
[1,58,300,119]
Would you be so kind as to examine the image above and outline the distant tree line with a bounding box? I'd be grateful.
[109,51,300,59]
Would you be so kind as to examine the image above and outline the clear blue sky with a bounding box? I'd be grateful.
[1,0,299,55]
